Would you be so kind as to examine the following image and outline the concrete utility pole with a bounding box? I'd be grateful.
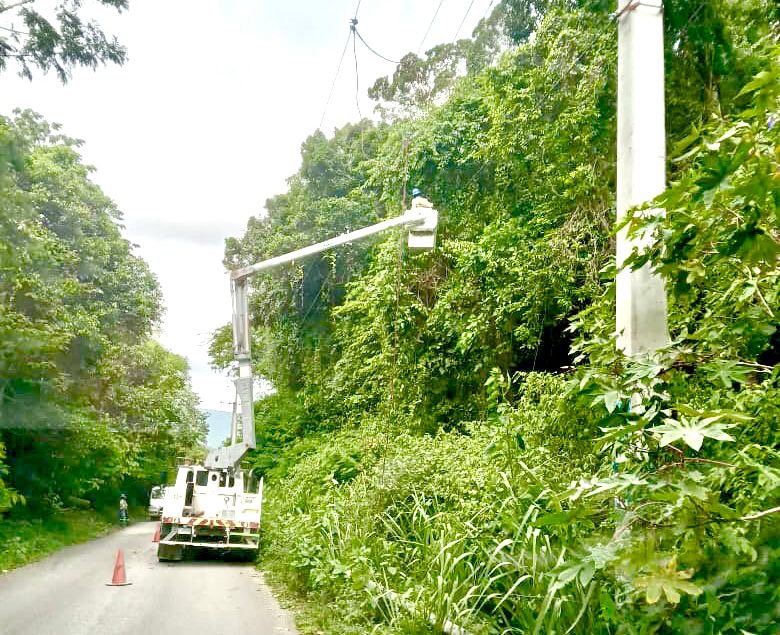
[615,0,670,355]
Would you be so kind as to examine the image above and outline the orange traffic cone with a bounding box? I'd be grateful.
[106,549,132,586]
[152,523,160,543]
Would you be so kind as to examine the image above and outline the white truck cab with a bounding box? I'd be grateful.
[148,485,165,519]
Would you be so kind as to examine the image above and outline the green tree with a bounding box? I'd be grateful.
[0,0,127,81]
[1,110,204,510]
[0,440,22,511]
[216,2,778,633]
[214,121,387,396]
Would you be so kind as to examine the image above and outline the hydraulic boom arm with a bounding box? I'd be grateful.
[204,200,438,470]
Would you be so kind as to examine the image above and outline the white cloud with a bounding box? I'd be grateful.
[128,217,241,246]
[0,0,495,410]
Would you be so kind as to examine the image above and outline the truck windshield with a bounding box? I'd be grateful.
[150,487,164,499]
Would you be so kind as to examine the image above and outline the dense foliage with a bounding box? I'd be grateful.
[217,2,779,634]
[0,111,205,515]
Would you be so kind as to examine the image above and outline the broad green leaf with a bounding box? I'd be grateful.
[653,417,736,451]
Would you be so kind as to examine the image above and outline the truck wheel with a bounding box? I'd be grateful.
[242,549,259,563]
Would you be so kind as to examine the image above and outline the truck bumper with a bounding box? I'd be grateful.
[159,539,258,549]
[159,519,260,551]
[162,516,259,529]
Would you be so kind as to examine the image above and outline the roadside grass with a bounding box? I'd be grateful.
[257,565,339,635]
[0,508,120,572]
[254,375,600,635]
[258,562,426,635]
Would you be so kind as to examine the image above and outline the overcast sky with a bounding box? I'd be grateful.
[0,0,494,411]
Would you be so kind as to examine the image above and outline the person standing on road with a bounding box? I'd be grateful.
[118,493,128,525]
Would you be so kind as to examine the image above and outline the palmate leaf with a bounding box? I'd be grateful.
[700,360,754,388]
[634,572,702,604]
[556,543,620,589]
[566,473,648,501]
[652,415,737,451]
[634,556,702,605]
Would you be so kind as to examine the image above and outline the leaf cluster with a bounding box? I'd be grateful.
[0,0,128,82]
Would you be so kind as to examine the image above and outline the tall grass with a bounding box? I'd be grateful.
[259,381,604,634]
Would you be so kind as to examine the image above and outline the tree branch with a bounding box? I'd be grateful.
[0,24,30,35]
[684,457,737,468]
[0,0,35,15]
[657,505,780,530]
[741,506,780,521]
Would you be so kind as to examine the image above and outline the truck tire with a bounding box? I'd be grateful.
[242,549,258,563]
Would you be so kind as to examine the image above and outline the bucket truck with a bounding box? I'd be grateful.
[156,195,438,561]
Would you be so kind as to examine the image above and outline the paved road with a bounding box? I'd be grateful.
[0,521,298,635]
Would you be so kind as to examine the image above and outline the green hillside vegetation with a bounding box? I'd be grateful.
[212,1,779,633]
[0,111,206,523]
[0,509,114,571]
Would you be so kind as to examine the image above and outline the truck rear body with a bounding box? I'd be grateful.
[157,464,262,560]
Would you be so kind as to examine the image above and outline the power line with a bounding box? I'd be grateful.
[352,25,362,120]
[300,268,328,325]
[0,24,29,35]
[546,10,589,95]
[453,0,477,41]
[454,11,592,188]
[480,0,495,23]
[454,11,600,194]
[353,26,399,64]
[319,28,352,130]
[318,0,365,130]
[416,0,446,56]
[674,0,708,44]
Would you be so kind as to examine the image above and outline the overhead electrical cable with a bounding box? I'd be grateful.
[318,0,364,130]
[480,0,495,22]
[300,269,328,325]
[383,135,411,485]
[459,11,598,192]
[546,10,589,96]
[319,29,352,130]
[452,0,477,41]
[352,23,362,120]
[674,0,708,43]
[472,0,496,37]
[416,0,446,56]
[353,26,399,64]
[0,24,30,35]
